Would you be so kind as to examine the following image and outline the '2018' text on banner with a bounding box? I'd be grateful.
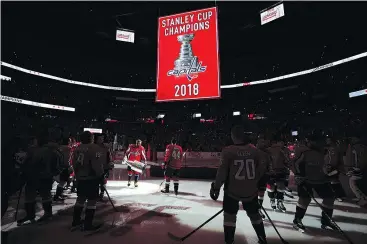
[156,7,220,102]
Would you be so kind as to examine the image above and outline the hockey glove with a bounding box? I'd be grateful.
[327,169,338,176]
[161,162,167,170]
[347,168,363,179]
[108,162,115,170]
[68,165,74,175]
[210,182,220,201]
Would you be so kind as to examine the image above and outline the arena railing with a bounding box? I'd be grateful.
[1,95,76,112]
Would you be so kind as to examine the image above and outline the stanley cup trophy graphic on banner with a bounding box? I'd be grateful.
[174,34,199,73]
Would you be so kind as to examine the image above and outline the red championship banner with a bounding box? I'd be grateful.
[156,7,220,102]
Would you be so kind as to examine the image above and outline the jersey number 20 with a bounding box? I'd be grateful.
[234,159,255,180]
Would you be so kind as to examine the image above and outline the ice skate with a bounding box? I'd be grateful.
[83,208,104,236]
[17,202,36,226]
[98,192,106,202]
[70,187,77,193]
[357,199,367,208]
[134,181,138,187]
[53,195,65,202]
[270,199,276,210]
[53,186,66,202]
[258,236,267,244]
[83,223,104,232]
[161,185,169,194]
[127,181,131,187]
[321,221,338,231]
[70,221,83,232]
[37,214,53,225]
[161,188,169,193]
[284,191,294,199]
[174,183,179,196]
[277,200,286,212]
[293,218,305,233]
[17,216,36,226]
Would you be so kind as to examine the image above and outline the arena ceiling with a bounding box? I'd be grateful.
[2,1,366,89]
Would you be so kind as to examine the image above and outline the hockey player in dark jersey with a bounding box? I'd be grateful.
[17,128,64,226]
[282,143,294,197]
[71,131,105,232]
[211,125,269,244]
[345,126,367,207]
[293,130,337,232]
[53,138,73,202]
[265,133,289,212]
[325,135,346,202]
[94,133,114,201]
[256,134,271,219]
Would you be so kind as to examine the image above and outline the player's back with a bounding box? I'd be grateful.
[325,145,343,170]
[346,143,367,172]
[73,143,103,180]
[35,142,62,178]
[59,145,71,167]
[166,144,183,169]
[97,143,111,167]
[299,148,329,184]
[223,144,265,201]
[266,144,288,173]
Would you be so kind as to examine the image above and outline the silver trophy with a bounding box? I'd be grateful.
[174,34,198,71]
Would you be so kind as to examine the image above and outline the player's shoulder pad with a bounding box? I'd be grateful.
[222,145,234,152]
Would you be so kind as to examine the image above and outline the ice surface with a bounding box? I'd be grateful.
[3,176,367,244]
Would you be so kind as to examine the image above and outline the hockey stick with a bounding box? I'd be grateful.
[103,186,119,212]
[159,180,165,189]
[303,186,354,244]
[167,209,223,242]
[260,205,289,244]
[284,191,294,199]
[14,186,23,222]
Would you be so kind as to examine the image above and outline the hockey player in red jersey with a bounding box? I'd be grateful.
[124,139,147,187]
[161,138,183,195]
[211,125,269,244]
[293,129,337,232]
[69,138,79,193]
[265,133,290,212]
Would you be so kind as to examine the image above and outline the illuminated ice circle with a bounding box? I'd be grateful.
[106,180,159,196]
